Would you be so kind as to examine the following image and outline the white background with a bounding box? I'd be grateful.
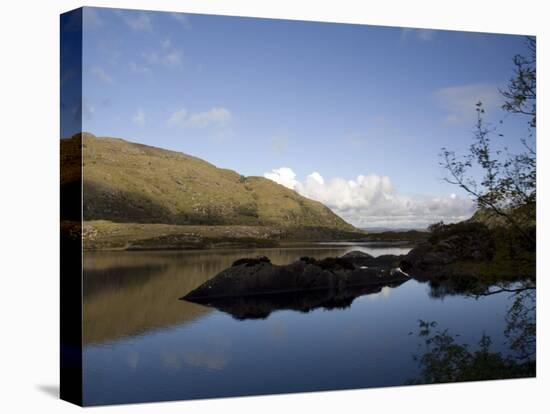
[0,0,548,412]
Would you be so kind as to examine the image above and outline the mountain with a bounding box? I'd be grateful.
[61,133,361,247]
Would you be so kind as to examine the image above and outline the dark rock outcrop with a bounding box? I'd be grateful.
[399,224,496,276]
[181,251,409,302]
[180,222,517,319]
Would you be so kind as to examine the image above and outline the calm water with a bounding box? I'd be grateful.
[83,243,516,406]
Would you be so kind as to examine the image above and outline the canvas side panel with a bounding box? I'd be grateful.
[60,7,83,407]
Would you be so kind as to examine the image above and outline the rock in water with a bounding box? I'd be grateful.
[181,251,409,301]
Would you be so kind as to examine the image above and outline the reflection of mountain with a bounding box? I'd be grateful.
[83,247,370,345]
[83,252,215,345]
[183,282,407,320]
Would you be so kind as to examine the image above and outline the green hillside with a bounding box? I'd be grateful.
[61,133,364,249]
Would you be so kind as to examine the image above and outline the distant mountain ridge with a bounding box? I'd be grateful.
[63,133,357,235]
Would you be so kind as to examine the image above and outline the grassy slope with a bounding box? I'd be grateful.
[60,133,366,249]
[80,133,354,229]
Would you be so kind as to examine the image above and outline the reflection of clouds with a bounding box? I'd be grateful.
[183,351,228,370]
[162,350,228,371]
[126,350,140,370]
[162,334,231,371]
[162,352,183,370]
[269,320,287,342]
[365,286,392,301]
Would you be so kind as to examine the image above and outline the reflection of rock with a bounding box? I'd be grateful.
[85,247,398,345]
[184,282,407,320]
[181,251,410,319]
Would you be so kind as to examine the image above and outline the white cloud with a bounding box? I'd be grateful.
[264,168,299,190]
[435,83,502,124]
[90,66,113,84]
[166,108,188,127]
[167,107,232,129]
[81,99,95,121]
[142,46,183,69]
[161,38,171,50]
[166,107,232,128]
[163,50,183,68]
[124,12,153,31]
[264,168,475,229]
[401,28,436,42]
[132,109,146,126]
[83,8,103,28]
[188,107,231,128]
[170,12,192,29]
[308,171,325,185]
[129,61,151,74]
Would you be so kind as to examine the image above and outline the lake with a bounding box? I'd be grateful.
[82,243,519,405]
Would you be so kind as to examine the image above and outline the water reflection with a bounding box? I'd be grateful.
[409,285,536,384]
[83,245,411,344]
[83,245,523,405]
[183,281,409,320]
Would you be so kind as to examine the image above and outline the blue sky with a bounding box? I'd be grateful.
[72,7,532,228]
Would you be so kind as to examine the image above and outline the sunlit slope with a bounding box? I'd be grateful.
[74,133,355,231]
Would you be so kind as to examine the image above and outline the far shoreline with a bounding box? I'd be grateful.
[69,220,427,252]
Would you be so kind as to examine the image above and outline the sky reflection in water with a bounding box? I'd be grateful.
[83,245,513,405]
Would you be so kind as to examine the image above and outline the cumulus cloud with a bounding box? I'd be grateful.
[83,8,103,28]
[170,12,192,29]
[123,12,153,31]
[187,107,231,128]
[264,167,299,190]
[132,109,146,126]
[142,47,183,69]
[167,107,232,129]
[166,108,188,127]
[163,50,184,68]
[90,66,114,84]
[129,61,151,75]
[435,83,502,124]
[264,168,475,229]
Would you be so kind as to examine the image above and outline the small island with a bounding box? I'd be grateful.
[182,219,535,319]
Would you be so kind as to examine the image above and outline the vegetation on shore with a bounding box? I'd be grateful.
[401,220,535,297]
[80,220,366,251]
